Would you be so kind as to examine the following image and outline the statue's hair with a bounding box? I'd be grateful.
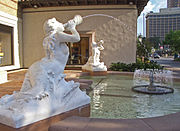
[43,18,58,59]
[98,40,104,44]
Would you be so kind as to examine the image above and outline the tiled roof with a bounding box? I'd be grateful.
[18,0,149,16]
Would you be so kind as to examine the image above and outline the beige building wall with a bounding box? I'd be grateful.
[22,5,137,68]
[0,0,18,16]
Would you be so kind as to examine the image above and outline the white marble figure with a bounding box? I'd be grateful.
[0,15,90,128]
[82,40,107,71]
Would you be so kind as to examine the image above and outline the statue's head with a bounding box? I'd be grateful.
[99,40,104,44]
[43,18,64,35]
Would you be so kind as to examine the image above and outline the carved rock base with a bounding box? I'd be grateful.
[0,104,90,131]
[82,69,107,76]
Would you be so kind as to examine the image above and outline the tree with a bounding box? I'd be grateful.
[137,41,146,58]
[149,37,161,49]
[136,35,153,58]
[164,30,180,53]
[143,38,153,53]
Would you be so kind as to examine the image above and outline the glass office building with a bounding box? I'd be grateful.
[146,8,180,41]
[167,0,180,8]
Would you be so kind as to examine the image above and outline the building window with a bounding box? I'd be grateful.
[67,37,89,65]
[0,24,13,66]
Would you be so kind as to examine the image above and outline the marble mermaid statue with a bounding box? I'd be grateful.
[82,40,107,71]
[0,15,90,128]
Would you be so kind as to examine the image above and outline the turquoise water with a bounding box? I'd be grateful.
[81,75,180,119]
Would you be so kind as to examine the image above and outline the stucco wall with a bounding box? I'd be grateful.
[22,5,137,68]
[95,11,137,66]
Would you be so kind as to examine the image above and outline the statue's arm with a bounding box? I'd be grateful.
[98,45,104,50]
[56,19,80,43]
[56,23,80,42]
[57,29,80,43]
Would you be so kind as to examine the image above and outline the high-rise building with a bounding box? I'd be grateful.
[167,0,180,8]
[146,8,180,41]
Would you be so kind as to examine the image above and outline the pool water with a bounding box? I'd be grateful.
[81,75,180,119]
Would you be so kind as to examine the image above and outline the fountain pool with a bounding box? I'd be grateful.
[80,75,180,119]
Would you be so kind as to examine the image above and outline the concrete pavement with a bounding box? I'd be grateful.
[151,57,180,78]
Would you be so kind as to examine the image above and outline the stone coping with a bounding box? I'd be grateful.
[82,70,108,76]
[79,70,180,82]
[49,112,180,131]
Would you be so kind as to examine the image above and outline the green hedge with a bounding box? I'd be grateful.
[109,61,163,72]
[174,58,180,62]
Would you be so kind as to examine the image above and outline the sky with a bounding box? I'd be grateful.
[137,0,167,37]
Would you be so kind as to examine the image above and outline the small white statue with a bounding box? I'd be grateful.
[82,40,107,72]
[0,15,90,128]
[92,40,104,66]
